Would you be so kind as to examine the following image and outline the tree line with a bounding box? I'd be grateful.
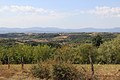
[0,35,120,64]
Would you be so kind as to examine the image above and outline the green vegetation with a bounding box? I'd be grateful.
[0,32,120,64]
[31,61,86,80]
[0,32,120,79]
[31,63,50,79]
[92,35,103,47]
[52,63,84,80]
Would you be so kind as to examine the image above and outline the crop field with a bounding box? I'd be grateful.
[0,64,120,80]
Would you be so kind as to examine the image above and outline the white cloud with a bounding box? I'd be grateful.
[87,6,120,17]
[0,5,56,15]
[0,5,71,28]
[0,5,120,28]
[0,5,82,17]
[0,5,57,27]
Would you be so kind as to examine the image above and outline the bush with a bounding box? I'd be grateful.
[31,63,50,79]
[53,63,85,80]
[31,61,88,80]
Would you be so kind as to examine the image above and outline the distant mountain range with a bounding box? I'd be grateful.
[0,27,120,33]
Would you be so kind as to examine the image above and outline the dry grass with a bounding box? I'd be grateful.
[52,35,68,41]
[76,64,120,80]
[0,64,120,80]
[0,64,38,80]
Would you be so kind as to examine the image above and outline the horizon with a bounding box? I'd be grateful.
[0,0,120,29]
[0,27,120,29]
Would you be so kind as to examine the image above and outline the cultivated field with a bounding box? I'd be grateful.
[0,64,120,80]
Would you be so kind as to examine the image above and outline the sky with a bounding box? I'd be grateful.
[0,0,120,29]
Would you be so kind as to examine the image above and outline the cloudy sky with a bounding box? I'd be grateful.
[0,0,120,29]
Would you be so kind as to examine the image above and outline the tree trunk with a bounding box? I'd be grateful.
[21,57,24,70]
[88,54,94,79]
[8,57,10,69]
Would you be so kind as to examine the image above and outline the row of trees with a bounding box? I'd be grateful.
[0,45,54,64]
[0,35,120,64]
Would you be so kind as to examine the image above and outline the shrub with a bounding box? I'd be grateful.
[31,61,88,80]
[53,63,85,80]
[31,63,50,79]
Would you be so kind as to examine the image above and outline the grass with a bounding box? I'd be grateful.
[76,64,120,75]
[0,64,120,80]
[0,64,36,80]
[76,64,120,80]
[0,64,32,70]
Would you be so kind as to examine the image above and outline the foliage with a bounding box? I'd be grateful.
[98,35,120,64]
[54,46,77,63]
[92,35,103,47]
[0,39,16,47]
[0,34,120,64]
[0,45,54,64]
[53,63,85,80]
[31,61,86,80]
[33,45,55,62]
[78,44,97,64]
[31,63,50,79]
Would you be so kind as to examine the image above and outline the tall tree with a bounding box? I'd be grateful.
[92,35,103,47]
[79,44,97,79]
[98,35,120,64]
